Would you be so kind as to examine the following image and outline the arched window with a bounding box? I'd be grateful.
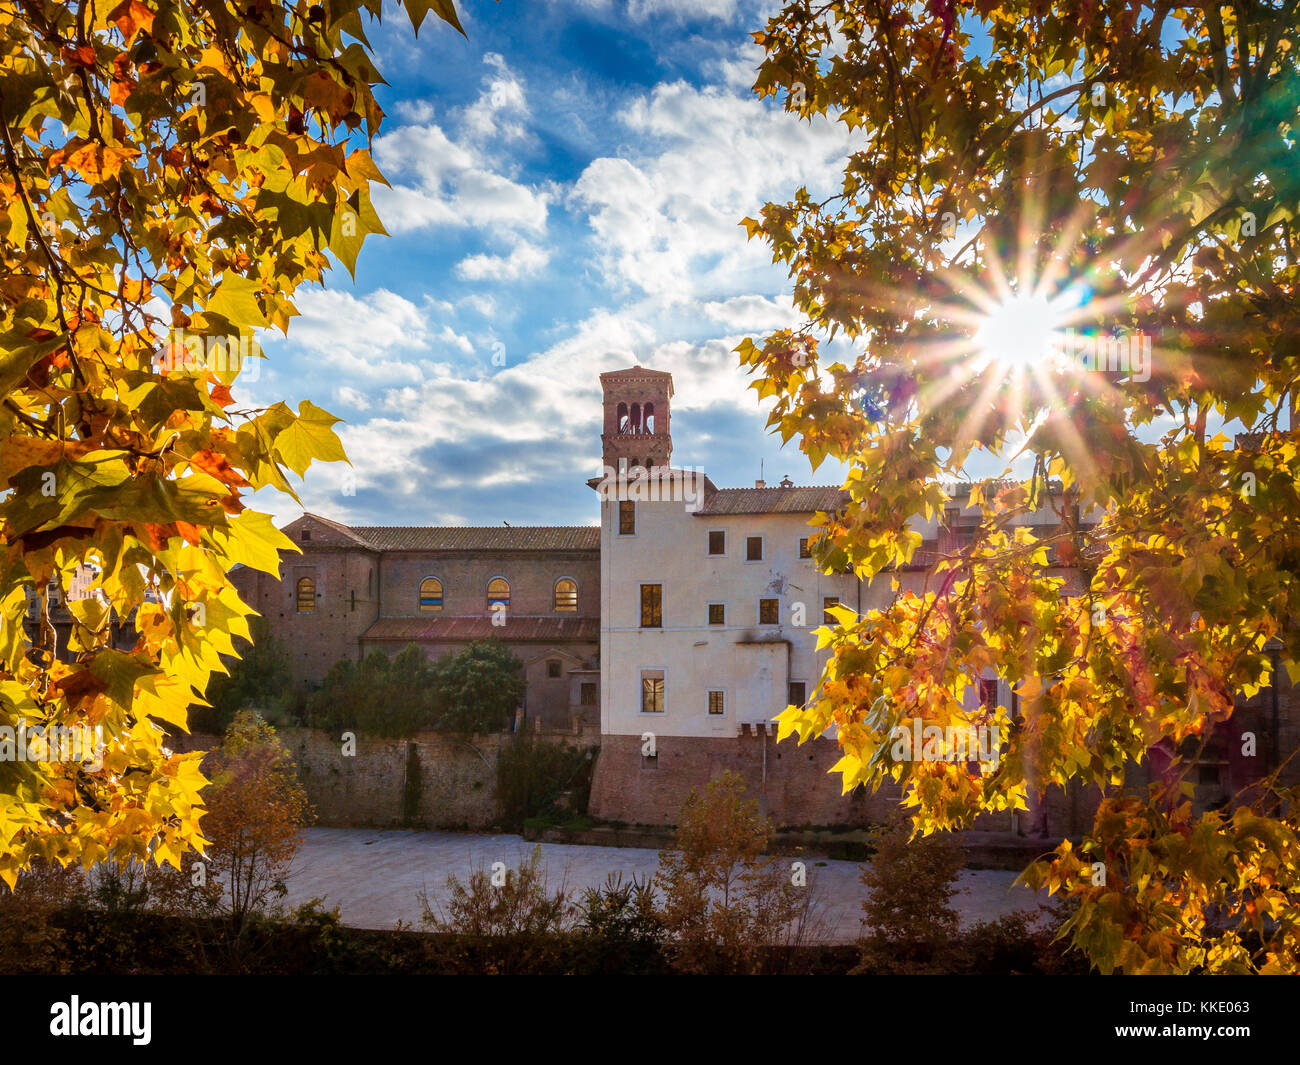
[630,402,642,433]
[554,578,578,613]
[487,577,510,613]
[419,577,443,612]
[296,577,315,613]
[644,402,655,434]
[616,402,629,433]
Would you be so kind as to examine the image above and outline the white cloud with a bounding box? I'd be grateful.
[572,79,855,305]
[456,240,552,281]
[371,54,549,237]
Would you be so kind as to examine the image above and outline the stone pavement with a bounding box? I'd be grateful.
[284,827,1047,943]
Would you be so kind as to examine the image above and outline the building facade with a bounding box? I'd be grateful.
[230,516,601,730]
[232,364,1299,831]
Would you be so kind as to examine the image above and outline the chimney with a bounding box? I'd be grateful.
[755,479,766,488]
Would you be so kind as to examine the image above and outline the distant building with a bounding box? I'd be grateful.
[230,515,600,729]
[231,364,1299,831]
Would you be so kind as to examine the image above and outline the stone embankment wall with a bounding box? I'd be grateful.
[175,725,600,830]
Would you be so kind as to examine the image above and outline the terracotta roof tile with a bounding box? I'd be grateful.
[361,616,599,643]
[345,526,599,552]
[695,485,850,516]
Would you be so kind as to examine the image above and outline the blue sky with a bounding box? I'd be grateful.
[241,0,863,529]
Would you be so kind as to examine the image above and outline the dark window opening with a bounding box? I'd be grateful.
[979,678,998,709]
[547,660,562,679]
[759,598,779,625]
[708,530,726,555]
[746,536,763,561]
[708,690,725,716]
[619,500,636,535]
[640,584,662,628]
[823,596,840,624]
[580,682,597,706]
[707,603,725,626]
[789,682,807,707]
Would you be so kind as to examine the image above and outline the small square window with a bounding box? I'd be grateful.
[547,660,562,679]
[707,530,726,555]
[619,500,636,535]
[798,537,811,559]
[708,690,725,716]
[746,536,763,561]
[707,603,725,626]
[823,596,840,625]
[301,529,311,542]
[759,598,779,625]
[788,682,807,707]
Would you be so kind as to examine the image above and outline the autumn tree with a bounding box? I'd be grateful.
[745,1,1300,972]
[655,771,803,974]
[0,0,462,886]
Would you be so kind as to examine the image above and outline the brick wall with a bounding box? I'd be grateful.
[588,731,1106,834]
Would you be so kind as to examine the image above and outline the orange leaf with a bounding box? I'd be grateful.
[108,0,156,41]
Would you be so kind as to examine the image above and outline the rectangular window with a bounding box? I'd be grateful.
[580,682,597,706]
[823,596,840,624]
[758,598,779,625]
[640,670,665,714]
[547,660,562,679]
[707,602,725,626]
[619,500,636,535]
[707,690,725,716]
[979,678,998,709]
[788,682,807,707]
[707,530,726,555]
[799,537,812,559]
[746,535,763,561]
[640,584,662,628]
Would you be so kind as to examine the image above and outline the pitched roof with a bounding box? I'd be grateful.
[346,525,600,552]
[361,616,600,643]
[291,513,380,549]
[694,485,850,516]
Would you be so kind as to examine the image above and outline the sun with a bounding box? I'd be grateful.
[972,290,1072,373]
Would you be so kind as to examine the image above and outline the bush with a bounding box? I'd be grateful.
[306,641,527,736]
[574,872,666,974]
[655,771,804,974]
[495,736,596,831]
[853,814,967,974]
[418,846,571,974]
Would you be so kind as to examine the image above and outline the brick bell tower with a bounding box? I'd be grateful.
[599,365,673,471]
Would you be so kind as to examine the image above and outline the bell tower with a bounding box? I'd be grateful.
[599,365,673,471]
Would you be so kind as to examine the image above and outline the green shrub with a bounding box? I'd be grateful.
[495,736,596,831]
[853,814,967,974]
[574,872,666,974]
